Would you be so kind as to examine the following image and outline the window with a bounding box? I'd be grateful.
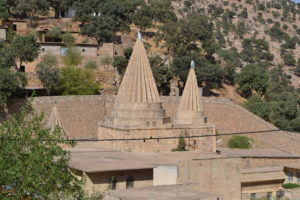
[276,190,284,199]
[267,192,272,200]
[108,177,117,190]
[82,49,85,53]
[288,171,293,181]
[250,193,256,200]
[41,48,45,52]
[146,122,150,126]
[152,121,156,126]
[297,172,300,183]
[126,176,134,189]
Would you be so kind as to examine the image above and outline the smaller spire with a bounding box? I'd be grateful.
[137,31,142,40]
[47,104,67,138]
[191,60,195,69]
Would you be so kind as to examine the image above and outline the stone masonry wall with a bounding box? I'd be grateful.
[177,158,241,200]
[98,126,216,152]
[3,95,300,154]
[83,169,153,193]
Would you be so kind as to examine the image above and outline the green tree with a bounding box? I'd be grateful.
[0,102,86,199]
[283,53,296,66]
[73,0,97,25]
[148,0,176,24]
[150,55,173,95]
[235,64,269,98]
[15,0,50,23]
[0,0,9,19]
[0,45,16,68]
[132,4,152,30]
[11,35,40,68]
[62,47,82,67]
[113,56,127,76]
[59,66,99,95]
[245,95,270,121]
[81,15,115,52]
[36,53,60,95]
[0,69,26,104]
[62,32,75,47]
[228,136,251,149]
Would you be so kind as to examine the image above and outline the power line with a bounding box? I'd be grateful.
[0,127,297,142]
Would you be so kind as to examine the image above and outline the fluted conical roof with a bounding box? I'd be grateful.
[102,34,171,129]
[178,61,202,112]
[47,105,66,137]
[115,37,160,103]
[173,61,205,127]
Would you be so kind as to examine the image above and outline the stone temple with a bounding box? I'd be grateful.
[98,36,216,152]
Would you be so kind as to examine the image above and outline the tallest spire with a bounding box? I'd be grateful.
[104,34,170,129]
[115,33,160,103]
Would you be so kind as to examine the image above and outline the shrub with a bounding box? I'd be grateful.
[172,134,187,151]
[228,136,251,149]
[283,183,300,189]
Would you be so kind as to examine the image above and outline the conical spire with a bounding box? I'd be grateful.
[173,61,205,127]
[47,104,67,137]
[115,34,160,103]
[102,33,171,129]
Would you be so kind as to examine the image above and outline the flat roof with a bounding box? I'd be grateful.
[69,142,225,173]
[218,148,300,158]
[284,162,300,170]
[242,166,283,174]
[105,184,220,200]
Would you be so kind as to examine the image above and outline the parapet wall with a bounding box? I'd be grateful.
[3,95,300,154]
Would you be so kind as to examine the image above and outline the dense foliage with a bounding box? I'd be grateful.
[283,183,300,189]
[0,102,83,199]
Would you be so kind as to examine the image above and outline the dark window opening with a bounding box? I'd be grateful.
[82,49,85,52]
[250,193,256,200]
[152,121,156,126]
[126,176,134,189]
[276,191,284,199]
[19,65,25,72]
[13,24,17,31]
[267,192,272,200]
[42,48,45,52]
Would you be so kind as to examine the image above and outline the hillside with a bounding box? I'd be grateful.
[171,0,300,88]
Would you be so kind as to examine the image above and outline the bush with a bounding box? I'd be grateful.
[283,54,296,66]
[228,136,251,149]
[172,134,187,151]
[283,183,300,189]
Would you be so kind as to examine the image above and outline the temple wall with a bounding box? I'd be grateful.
[3,95,300,154]
[98,126,216,152]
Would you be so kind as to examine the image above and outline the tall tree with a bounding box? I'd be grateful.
[73,0,97,25]
[36,53,60,95]
[59,67,99,95]
[0,0,9,20]
[0,102,86,199]
[15,0,50,22]
[81,15,115,53]
[0,69,26,104]
[11,35,40,68]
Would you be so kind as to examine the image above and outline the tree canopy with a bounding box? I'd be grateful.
[0,102,84,199]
